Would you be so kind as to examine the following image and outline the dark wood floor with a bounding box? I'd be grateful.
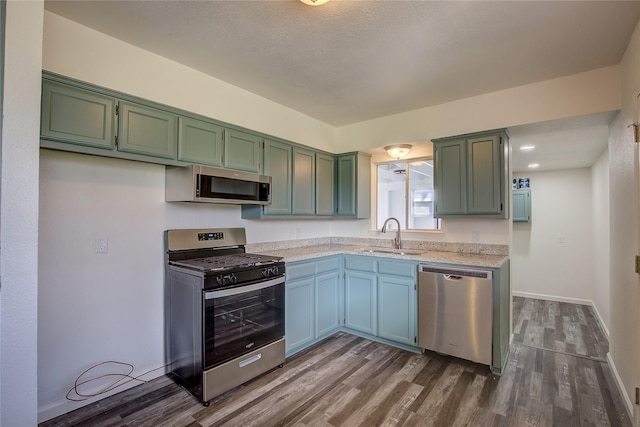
[41,297,631,427]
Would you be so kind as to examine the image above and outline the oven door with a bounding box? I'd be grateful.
[203,276,284,369]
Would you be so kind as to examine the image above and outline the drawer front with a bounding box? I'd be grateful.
[344,255,376,273]
[286,261,316,281]
[316,256,340,274]
[378,260,417,278]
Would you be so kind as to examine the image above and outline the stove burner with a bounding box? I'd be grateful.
[170,253,282,273]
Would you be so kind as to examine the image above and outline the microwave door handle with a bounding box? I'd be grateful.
[205,276,284,299]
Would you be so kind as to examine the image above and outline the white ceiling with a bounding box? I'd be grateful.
[44,0,638,171]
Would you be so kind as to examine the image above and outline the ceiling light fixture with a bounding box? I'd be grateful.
[300,0,330,6]
[528,163,540,169]
[520,145,535,151]
[384,144,412,160]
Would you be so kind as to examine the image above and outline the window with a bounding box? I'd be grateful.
[376,158,440,230]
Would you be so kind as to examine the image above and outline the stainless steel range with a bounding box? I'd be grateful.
[165,228,285,404]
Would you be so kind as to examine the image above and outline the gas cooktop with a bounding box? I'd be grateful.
[169,253,282,273]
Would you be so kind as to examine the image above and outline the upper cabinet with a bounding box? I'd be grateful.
[315,153,335,216]
[117,101,178,160]
[223,129,262,173]
[336,152,371,218]
[512,188,531,223]
[262,139,292,216]
[432,129,509,219]
[177,117,224,167]
[292,147,316,215]
[242,142,339,219]
[41,80,115,150]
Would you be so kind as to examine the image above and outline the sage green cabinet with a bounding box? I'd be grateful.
[377,259,417,347]
[262,140,292,215]
[223,129,262,173]
[118,101,178,160]
[433,129,509,218]
[285,277,315,353]
[344,270,377,335]
[336,152,371,218]
[285,256,342,356]
[315,153,335,216]
[242,144,337,219]
[343,255,418,348]
[177,117,224,167]
[41,80,115,150]
[512,188,531,223]
[292,147,316,215]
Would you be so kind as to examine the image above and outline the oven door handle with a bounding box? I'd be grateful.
[204,276,285,299]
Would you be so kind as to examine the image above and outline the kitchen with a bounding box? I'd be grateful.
[2,1,640,426]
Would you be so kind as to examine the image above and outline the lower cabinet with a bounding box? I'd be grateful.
[377,275,416,346]
[343,255,418,349]
[344,270,377,335]
[285,256,342,356]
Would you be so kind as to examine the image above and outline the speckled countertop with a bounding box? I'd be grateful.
[247,238,509,269]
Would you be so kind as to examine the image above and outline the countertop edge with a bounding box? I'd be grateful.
[256,244,509,269]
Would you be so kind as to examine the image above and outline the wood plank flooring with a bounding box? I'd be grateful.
[41,297,631,427]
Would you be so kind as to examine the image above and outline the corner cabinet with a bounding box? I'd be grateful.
[242,143,336,219]
[336,152,371,218]
[433,129,509,218]
[512,188,531,223]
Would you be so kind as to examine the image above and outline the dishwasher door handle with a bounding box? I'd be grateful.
[443,275,463,280]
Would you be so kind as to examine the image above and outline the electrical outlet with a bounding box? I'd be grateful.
[95,236,108,254]
[472,231,480,242]
[558,235,565,244]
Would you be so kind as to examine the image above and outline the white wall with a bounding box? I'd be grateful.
[607,17,640,421]
[0,1,43,425]
[511,169,594,303]
[591,149,610,335]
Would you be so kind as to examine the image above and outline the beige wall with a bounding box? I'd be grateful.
[608,18,640,420]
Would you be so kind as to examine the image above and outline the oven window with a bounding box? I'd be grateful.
[203,282,284,368]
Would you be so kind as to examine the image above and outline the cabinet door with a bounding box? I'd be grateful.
[177,117,224,167]
[41,81,115,149]
[377,275,416,346]
[315,271,341,338]
[292,148,316,215]
[434,139,466,216]
[316,153,335,216]
[344,271,377,335]
[263,140,292,215]
[336,154,357,216]
[512,189,531,222]
[467,134,502,214]
[285,278,315,353]
[118,101,177,160]
[224,129,261,173]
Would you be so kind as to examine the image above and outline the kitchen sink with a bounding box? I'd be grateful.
[360,248,425,256]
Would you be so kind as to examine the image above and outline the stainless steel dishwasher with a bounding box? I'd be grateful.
[418,264,493,365]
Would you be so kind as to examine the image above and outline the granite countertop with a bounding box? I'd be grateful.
[255,243,508,269]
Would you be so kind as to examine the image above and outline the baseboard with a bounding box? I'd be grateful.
[590,301,610,339]
[512,291,591,306]
[607,352,634,420]
[38,369,165,423]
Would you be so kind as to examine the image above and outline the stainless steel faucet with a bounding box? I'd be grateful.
[381,217,402,249]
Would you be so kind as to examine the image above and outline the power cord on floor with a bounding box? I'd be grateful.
[66,360,168,402]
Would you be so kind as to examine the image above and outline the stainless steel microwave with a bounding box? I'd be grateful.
[165,165,271,205]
